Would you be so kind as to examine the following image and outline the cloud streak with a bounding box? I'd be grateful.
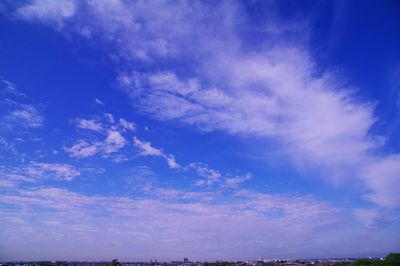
[1,80,44,132]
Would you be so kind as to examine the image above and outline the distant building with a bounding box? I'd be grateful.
[183,259,188,264]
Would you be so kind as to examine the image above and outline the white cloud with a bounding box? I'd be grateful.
[119,118,135,131]
[0,137,19,158]
[15,0,239,61]
[64,139,100,158]
[1,102,44,129]
[25,163,80,181]
[1,80,27,98]
[0,162,80,187]
[223,173,252,189]
[103,130,127,154]
[1,81,44,129]
[75,118,103,132]
[133,137,162,156]
[94,98,104,105]
[65,131,127,158]
[165,155,179,169]
[189,163,222,186]
[65,114,133,159]
[12,104,44,127]
[104,113,114,123]
[133,137,180,169]
[16,0,76,28]
[361,155,400,208]
[189,163,251,188]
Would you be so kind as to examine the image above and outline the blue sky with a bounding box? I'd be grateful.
[0,0,400,261]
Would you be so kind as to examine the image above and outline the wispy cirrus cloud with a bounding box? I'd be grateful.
[1,80,44,130]
[0,162,80,188]
[25,162,80,181]
[0,79,47,164]
[1,80,27,98]
[0,99,44,130]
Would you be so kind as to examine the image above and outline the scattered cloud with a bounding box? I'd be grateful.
[164,155,179,169]
[65,132,127,159]
[1,101,44,129]
[75,118,103,132]
[65,114,133,160]
[1,80,44,130]
[133,137,162,156]
[189,163,251,189]
[190,163,222,186]
[119,118,135,131]
[223,173,252,189]
[64,139,101,158]
[94,98,104,105]
[133,137,180,169]
[0,162,80,188]
[66,114,182,169]
[104,113,114,124]
[1,80,27,98]
[103,130,127,154]
[25,162,80,181]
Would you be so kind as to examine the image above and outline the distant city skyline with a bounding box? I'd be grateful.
[0,0,399,261]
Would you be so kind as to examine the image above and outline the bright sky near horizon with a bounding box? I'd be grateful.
[0,0,400,262]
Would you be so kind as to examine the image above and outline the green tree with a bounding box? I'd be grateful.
[350,253,400,266]
[384,253,400,265]
[352,259,373,265]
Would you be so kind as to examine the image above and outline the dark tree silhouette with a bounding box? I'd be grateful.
[107,259,120,266]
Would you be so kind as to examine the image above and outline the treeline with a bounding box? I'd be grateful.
[334,253,400,266]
